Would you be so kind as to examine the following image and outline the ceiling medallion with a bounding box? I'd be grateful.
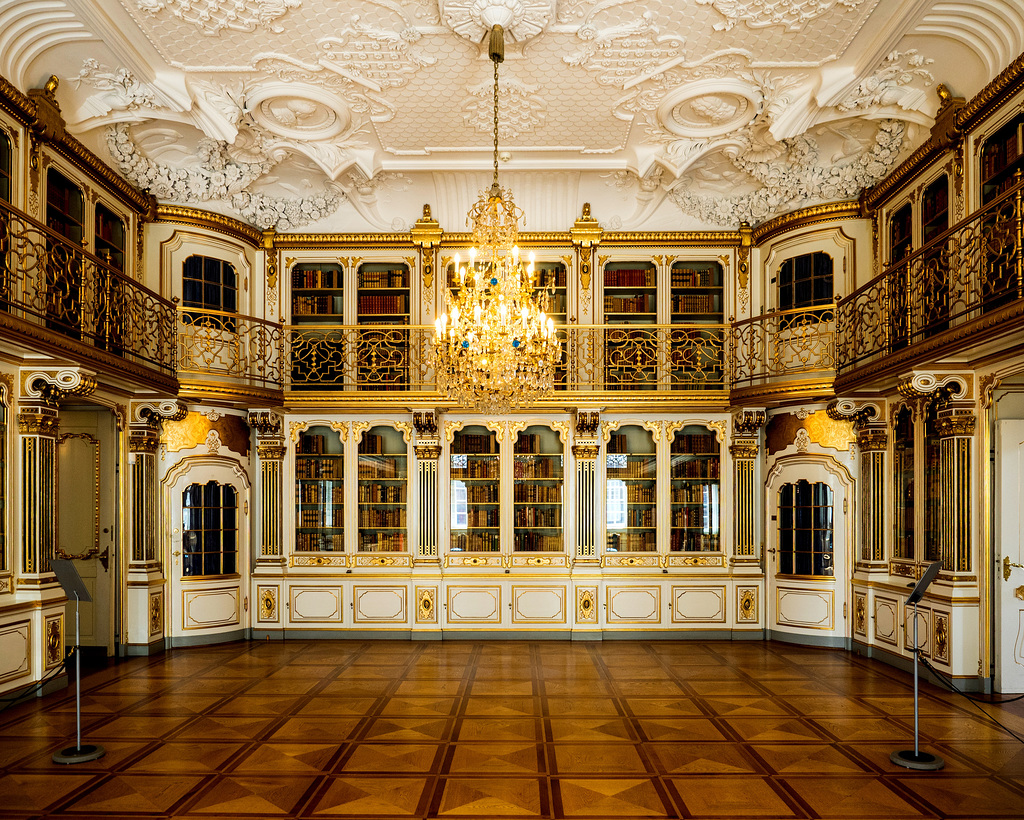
[658,79,759,138]
[441,0,554,44]
[246,84,352,141]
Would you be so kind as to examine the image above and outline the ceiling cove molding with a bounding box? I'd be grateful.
[0,0,91,91]
[918,1,1024,78]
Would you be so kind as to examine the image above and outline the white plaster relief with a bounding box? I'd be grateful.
[441,0,554,43]
[72,59,156,115]
[697,0,863,32]
[836,50,934,113]
[464,74,546,139]
[136,0,302,35]
[564,12,684,89]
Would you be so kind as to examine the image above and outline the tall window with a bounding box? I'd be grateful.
[778,480,834,577]
[181,481,237,577]
[0,130,11,203]
[777,252,833,313]
[183,255,237,314]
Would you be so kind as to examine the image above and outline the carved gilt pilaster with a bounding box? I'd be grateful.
[936,409,975,573]
[249,410,286,565]
[573,411,600,561]
[730,409,765,562]
[413,412,441,560]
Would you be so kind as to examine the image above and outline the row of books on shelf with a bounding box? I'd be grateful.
[607,460,655,479]
[671,508,715,527]
[293,268,341,289]
[451,533,499,551]
[614,509,656,527]
[298,434,329,454]
[358,509,406,528]
[358,484,406,503]
[921,186,949,224]
[670,532,720,551]
[672,460,721,478]
[514,533,562,551]
[296,533,344,552]
[462,484,500,502]
[605,294,654,314]
[358,457,405,478]
[604,269,655,287]
[296,459,342,479]
[358,294,407,315]
[539,269,567,287]
[626,486,655,502]
[462,509,500,527]
[672,484,716,502]
[358,533,406,552]
[297,484,344,503]
[359,269,407,288]
[512,434,551,454]
[671,268,715,287]
[297,508,343,527]
[670,434,718,454]
[513,508,561,527]
[512,460,563,479]
[455,434,499,453]
[451,462,500,479]
[606,532,656,552]
[513,485,561,502]
[672,294,717,314]
[293,295,342,316]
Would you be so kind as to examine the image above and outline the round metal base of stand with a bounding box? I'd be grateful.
[890,749,944,770]
[52,744,105,764]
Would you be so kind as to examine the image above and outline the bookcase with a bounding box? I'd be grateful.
[358,425,407,552]
[46,168,84,243]
[450,426,500,552]
[291,263,344,321]
[889,203,913,264]
[0,131,10,204]
[357,262,410,388]
[513,425,564,552]
[94,203,125,272]
[921,175,950,244]
[892,407,914,561]
[294,426,344,552]
[536,261,567,388]
[669,427,720,551]
[603,261,658,390]
[605,425,656,552]
[981,113,1024,204]
[923,403,942,565]
[670,260,724,388]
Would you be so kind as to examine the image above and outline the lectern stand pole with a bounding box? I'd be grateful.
[52,592,105,764]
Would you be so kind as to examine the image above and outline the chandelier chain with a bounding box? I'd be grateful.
[492,56,500,188]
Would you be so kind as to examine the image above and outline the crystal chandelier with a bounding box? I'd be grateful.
[432,24,561,415]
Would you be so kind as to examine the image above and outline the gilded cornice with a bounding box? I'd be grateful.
[729,443,759,459]
[752,201,861,244]
[857,429,887,451]
[0,73,36,126]
[954,50,1024,135]
[275,233,416,248]
[730,379,836,405]
[863,134,955,211]
[935,414,976,437]
[155,205,261,246]
[601,230,741,247]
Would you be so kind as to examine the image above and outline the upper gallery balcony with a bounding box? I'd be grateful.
[0,199,177,391]
[837,175,1024,389]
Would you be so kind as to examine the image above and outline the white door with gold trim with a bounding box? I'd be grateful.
[766,458,851,646]
[165,459,249,645]
[996,420,1024,693]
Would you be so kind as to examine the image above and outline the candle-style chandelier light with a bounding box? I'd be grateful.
[432,24,561,415]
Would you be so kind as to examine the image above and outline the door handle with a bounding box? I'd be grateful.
[172,550,181,558]
[1004,556,1024,581]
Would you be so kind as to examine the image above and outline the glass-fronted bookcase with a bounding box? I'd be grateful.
[513,425,564,552]
[295,426,344,552]
[605,425,656,552]
[358,425,408,552]
[450,425,500,552]
[669,426,721,551]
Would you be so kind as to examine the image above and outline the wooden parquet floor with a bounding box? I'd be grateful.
[1,639,1023,819]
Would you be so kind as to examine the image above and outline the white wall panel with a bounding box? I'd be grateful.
[183,588,239,629]
[671,586,726,624]
[290,587,342,623]
[0,621,30,684]
[354,586,407,623]
[874,596,898,645]
[606,586,660,624]
[447,586,501,624]
[776,587,833,630]
[512,586,566,624]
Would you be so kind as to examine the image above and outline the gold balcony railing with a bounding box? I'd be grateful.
[178,308,284,390]
[0,199,176,377]
[732,306,836,390]
[286,323,729,394]
[838,175,1024,374]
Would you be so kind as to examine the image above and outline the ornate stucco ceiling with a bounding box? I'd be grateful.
[4,0,1023,232]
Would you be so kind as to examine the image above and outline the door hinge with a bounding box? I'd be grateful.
[244,501,249,514]
[843,498,848,513]
[843,602,847,618]
[244,596,248,612]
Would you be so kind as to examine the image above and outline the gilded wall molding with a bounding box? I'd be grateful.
[155,205,262,246]
[751,201,861,244]
[896,372,971,401]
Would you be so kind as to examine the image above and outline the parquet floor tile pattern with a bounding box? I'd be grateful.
[1,640,1023,819]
